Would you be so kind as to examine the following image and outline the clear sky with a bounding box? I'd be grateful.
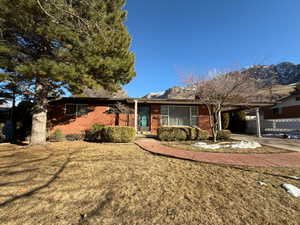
[124,0,300,97]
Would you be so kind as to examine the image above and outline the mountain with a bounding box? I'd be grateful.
[245,62,300,85]
[143,86,197,99]
[143,62,300,99]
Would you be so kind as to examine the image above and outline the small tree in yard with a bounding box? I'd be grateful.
[186,69,263,142]
[0,0,135,145]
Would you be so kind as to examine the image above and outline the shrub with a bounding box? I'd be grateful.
[222,112,230,130]
[198,129,209,140]
[49,129,65,142]
[85,123,105,142]
[217,130,231,140]
[91,123,105,132]
[157,127,208,141]
[65,133,84,141]
[102,126,136,143]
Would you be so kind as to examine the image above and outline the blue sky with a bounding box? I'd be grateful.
[124,0,300,97]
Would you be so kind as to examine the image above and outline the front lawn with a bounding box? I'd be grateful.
[163,141,293,154]
[0,142,299,225]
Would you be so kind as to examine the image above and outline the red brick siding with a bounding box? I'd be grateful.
[48,103,213,136]
[48,104,134,135]
[150,104,161,134]
[198,105,212,135]
[263,105,300,119]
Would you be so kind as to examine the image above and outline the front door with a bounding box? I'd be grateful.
[138,106,150,131]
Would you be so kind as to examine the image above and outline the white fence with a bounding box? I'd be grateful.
[246,118,300,134]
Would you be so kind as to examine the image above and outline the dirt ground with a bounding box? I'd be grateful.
[163,141,293,154]
[0,141,299,225]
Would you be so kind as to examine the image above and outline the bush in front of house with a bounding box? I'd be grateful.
[198,129,209,140]
[49,129,65,142]
[91,123,105,132]
[102,126,136,143]
[84,123,105,142]
[65,133,84,141]
[157,127,208,141]
[217,129,231,140]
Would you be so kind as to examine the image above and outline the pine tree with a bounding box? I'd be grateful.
[0,0,136,145]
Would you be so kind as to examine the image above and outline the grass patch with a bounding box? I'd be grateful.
[0,142,299,225]
[162,141,293,154]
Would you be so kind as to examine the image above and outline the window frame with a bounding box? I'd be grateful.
[160,105,199,127]
[65,104,89,117]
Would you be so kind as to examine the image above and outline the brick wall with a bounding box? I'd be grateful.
[48,103,213,136]
[198,105,212,135]
[150,104,161,134]
[263,105,300,119]
[48,104,134,135]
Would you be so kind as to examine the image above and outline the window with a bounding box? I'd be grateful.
[77,104,89,116]
[65,104,88,116]
[160,105,198,126]
[65,104,76,115]
[272,107,282,115]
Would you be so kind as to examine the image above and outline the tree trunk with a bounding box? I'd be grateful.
[30,80,48,145]
[213,111,218,142]
[11,91,16,143]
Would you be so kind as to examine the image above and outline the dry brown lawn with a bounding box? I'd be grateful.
[163,141,293,154]
[0,141,299,225]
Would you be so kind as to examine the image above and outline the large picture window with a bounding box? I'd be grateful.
[160,105,198,126]
[65,104,89,116]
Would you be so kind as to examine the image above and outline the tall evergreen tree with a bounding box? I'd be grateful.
[0,0,135,145]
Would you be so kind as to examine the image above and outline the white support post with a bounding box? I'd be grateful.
[134,100,138,132]
[218,110,222,131]
[256,107,262,138]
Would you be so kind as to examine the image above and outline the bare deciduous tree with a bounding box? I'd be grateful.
[185,69,266,142]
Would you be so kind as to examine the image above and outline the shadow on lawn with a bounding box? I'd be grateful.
[78,191,114,225]
[0,152,73,208]
[0,153,53,169]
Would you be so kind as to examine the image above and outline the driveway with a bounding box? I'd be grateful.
[232,134,300,152]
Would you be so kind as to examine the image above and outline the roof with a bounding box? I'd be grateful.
[49,97,274,109]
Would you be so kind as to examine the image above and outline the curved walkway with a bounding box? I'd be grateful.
[135,139,300,167]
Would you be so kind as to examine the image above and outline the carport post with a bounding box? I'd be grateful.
[134,100,138,132]
[256,107,262,138]
[218,110,222,131]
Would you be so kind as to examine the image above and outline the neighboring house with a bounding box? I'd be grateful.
[263,93,300,119]
[245,92,300,134]
[48,97,211,135]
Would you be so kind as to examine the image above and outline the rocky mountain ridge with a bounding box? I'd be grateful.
[143,62,300,99]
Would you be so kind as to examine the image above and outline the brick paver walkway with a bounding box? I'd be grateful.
[135,139,300,167]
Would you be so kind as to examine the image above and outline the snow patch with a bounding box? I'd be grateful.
[257,181,267,186]
[287,176,300,180]
[282,184,300,198]
[192,141,261,149]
